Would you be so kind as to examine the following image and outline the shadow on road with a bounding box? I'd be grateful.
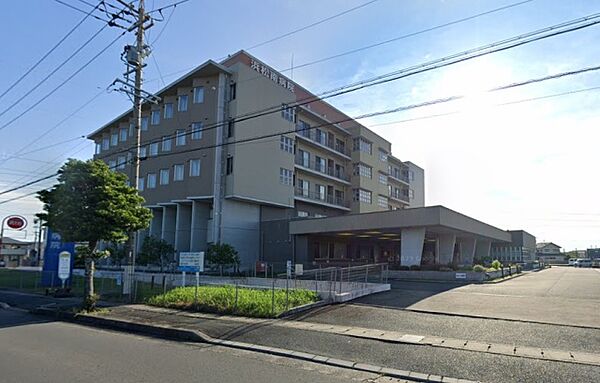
[0,308,53,330]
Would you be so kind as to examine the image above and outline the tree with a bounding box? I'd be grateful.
[206,243,240,275]
[37,159,151,310]
[138,235,175,272]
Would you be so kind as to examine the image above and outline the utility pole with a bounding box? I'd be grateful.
[110,0,159,299]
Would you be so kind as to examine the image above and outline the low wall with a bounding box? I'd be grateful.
[73,269,390,303]
[387,266,519,282]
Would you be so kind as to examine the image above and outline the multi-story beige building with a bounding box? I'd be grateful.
[89,51,427,269]
[91,51,535,271]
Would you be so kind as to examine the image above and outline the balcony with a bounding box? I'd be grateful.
[295,124,351,158]
[294,188,350,210]
[388,172,410,185]
[295,156,351,183]
[389,189,410,204]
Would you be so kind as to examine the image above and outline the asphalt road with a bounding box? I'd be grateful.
[0,308,380,383]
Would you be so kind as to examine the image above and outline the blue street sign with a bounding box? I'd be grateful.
[41,229,75,287]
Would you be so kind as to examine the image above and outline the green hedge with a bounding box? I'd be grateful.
[147,285,319,318]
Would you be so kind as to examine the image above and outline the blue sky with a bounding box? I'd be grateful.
[0,0,598,250]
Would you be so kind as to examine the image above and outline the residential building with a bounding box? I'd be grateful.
[536,242,564,263]
[89,51,521,270]
[586,248,600,260]
[491,230,536,263]
[0,237,36,267]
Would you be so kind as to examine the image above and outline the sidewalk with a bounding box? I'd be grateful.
[26,300,600,383]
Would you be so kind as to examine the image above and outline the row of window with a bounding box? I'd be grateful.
[137,159,202,191]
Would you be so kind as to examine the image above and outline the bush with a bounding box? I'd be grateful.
[397,266,410,271]
[472,264,486,273]
[490,260,502,270]
[147,285,319,318]
[439,266,453,272]
[409,265,421,271]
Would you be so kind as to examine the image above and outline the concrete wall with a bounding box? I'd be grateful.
[220,199,260,268]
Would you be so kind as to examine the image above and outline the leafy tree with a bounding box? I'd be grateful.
[138,235,175,272]
[37,159,151,310]
[106,244,128,266]
[206,243,240,275]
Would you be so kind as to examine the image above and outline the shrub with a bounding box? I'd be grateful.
[409,265,421,271]
[439,266,453,272]
[490,260,502,270]
[397,266,410,271]
[472,264,486,273]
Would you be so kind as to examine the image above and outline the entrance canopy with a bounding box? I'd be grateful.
[290,206,512,267]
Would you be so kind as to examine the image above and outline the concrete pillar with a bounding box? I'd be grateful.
[190,201,210,252]
[475,239,491,263]
[459,237,477,265]
[437,234,456,266]
[175,203,192,253]
[161,205,176,247]
[149,208,163,238]
[401,228,425,266]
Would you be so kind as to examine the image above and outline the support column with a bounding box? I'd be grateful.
[475,239,491,263]
[149,208,163,238]
[401,228,425,266]
[459,237,477,265]
[161,205,176,247]
[190,201,210,252]
[175,203,192,253]
[437,234,456,266]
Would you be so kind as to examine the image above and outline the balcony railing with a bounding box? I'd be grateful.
[295,124,351,157]
[389,189,410,203]
[388,172,410,183]
[294,188,350,208]
[294,156,350,182]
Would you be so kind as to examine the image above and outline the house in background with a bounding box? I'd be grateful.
[0,237,37,267]
[536,242,564,263]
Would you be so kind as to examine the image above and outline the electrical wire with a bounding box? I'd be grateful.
[98,13,600,160]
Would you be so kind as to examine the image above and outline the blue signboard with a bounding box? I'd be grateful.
[41,229,76,287]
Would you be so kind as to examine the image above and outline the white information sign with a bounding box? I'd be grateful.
[58,251,71,281]
[286,260,292,277]
[179,252,204,272]
[455,272,467,279]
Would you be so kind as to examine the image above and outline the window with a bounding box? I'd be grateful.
[147,173,156,189]
[120,128,127,142]
[379,173,387,185]
[297,211,309,217]
[161,136,172,152]
[159,169,170,185]
[227,119,234,138]
[129,122,135,136]
[379,149,388,162]
[189,159,201,177]
[378,195,388,208]
[279,168,293,185]
[409,170,415,181]
[314,214,327,218]
[298,149,310,167]
[127,152,132,163]
[173,164,184,181]
[191,122,203,139]
[353,189,372,204]
[280,136,293,153]
[117,155,126,170]
[314,129,326,145]
[353,137,372,154]
[102,137,109,150]
[226,156,233,175]
[296,120,310,138]
[138,177,145,191]
[164,103,174,119]
[315,184,326,201]
[298,179,309,197]
[111,132,118,146]
[151,110,160,125]
[175,130,186,146]
[141,116,149,131]
[108,159,116,169]
[229,83,236,101]
[95,142,101,154]
[140,146,147,158]
[178,95,188,112]
[281,104,296,122]
[335,138,346,154]
[315,156,326,173]
[193,86,204,103]
[409,189,415,199]
[149,142,159,157]
[354,163,372,178]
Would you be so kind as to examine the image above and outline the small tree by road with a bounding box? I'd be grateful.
[206,243,240,275]
[138,235,175,272]
[37,159,151,310]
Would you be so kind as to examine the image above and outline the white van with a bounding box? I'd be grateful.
[574,258,592,268]
[568,258,577,266]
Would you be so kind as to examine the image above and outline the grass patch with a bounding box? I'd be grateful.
[147,285,319,318]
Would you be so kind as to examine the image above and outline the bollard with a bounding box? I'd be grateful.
[151,275,155,290]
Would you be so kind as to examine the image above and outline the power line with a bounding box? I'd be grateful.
[98,13,600,161]
[53,0,112,23]
[0,30,127,134]
[0,1,101,103]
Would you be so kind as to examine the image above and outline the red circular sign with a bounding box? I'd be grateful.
[6,216,26,230]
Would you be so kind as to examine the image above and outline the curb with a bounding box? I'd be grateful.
[30,307,479,383]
